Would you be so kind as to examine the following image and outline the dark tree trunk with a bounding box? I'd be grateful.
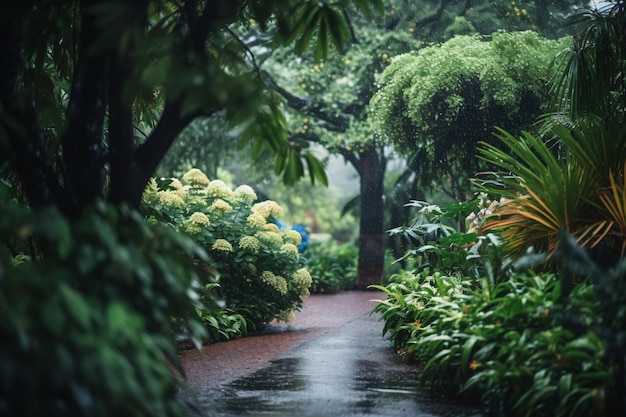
[356,144,386,289]
[107,58,135,206]
[61,0,110,217]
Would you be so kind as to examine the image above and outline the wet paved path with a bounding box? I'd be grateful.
[178,291,481,417]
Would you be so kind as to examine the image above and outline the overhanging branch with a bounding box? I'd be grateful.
[262,70,351,132]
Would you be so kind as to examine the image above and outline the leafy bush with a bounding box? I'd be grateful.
[388,200,511,282]
[305,240,358,293]
[372,259,614,416]
[143,168,312,329]
[0,201,208,417]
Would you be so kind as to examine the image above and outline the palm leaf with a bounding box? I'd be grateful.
[597,162,626,256]
[478,128,598,260]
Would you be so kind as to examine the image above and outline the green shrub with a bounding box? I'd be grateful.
[372,265,613,416]
[371,270,476,366]
[305,240,358,293]
[388,199,511,282]
[143,169,312,329]
[0,201,208,417]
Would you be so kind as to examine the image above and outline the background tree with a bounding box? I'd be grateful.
[384,0,587,41]
[369,31,571,201]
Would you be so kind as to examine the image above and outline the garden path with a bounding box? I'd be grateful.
[178,290,480,417]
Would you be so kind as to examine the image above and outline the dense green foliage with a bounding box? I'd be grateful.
[143,169,312,328]
[372,199,616,416]
[369,31,570,199]
[373,268,610,417]
[305,240,358,293]
[0,199,208,416]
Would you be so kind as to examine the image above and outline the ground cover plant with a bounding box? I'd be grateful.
[143,168,312,330]
[305,240,358,293]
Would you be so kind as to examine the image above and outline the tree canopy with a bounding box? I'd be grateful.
[369,31,570,199]
[0,0,383,218]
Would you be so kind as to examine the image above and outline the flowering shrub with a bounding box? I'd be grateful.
[143,168,312,329]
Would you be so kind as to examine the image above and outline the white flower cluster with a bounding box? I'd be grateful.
[292,268,312,297]
[260,270,288,295]
[212,238,233,252]
[252,200,284,219]
[239,236,261,253]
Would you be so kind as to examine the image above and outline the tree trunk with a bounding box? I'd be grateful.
[356,144,386,289]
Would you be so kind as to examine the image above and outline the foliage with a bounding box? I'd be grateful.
[556,231,626,415]
[372,266,613,417]
[156,115,245,181]
[373,193,618,415]
[143,168,312,328]
[462,277,609,417]
[0,0,384,218]
[380,0,587,42]
[476,127,596,260]
[369,31,570,200]
[0,200,209,417]
[305,240,358,293]
[477,123,626,265]
[387,200,511,282]
[475,1,625,266]
[191,283,248,344]
[548,0,626,122]
[371,270,474,354]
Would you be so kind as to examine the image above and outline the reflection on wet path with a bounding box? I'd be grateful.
[189,313,482,417]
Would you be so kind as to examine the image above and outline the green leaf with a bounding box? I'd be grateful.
[303,152,328,186]
[60,284,92,330]
[315,17,330,61]
[326,7,351,53]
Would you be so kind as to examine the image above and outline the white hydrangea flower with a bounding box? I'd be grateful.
[234,184,257,204]
[189,212,210,226]
[182,168,210,186]
[158,190,185,207]
[247,213,267,228]
[239,236,261,252]
[280,243,299,256]
[208,199,233,215]
[284,229,303,246]
[255,230,283,245]
[206,180,234,200]
[211,238,233,252]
